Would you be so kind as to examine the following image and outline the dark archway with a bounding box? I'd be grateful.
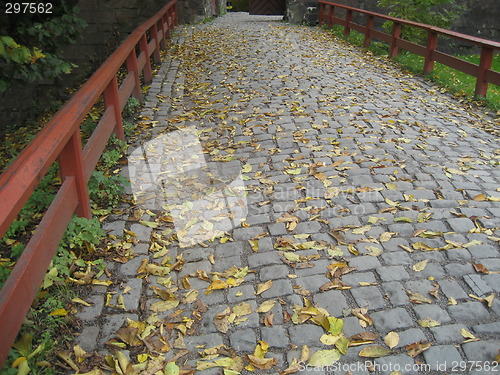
[249,0,286,15]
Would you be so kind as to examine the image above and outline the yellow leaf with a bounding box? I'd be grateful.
[11,357,27,368]
[285,168,302,175]
[384,332,399,349]
[50,308,68,316]
[284,252,301,262]
[385,197,399,206]
[366,246,383,257]
[379,232,394,242]
[308,349,341,366]
[460,328,477,341]
[254,340,269,358]
[358,345,391,358]
[394,216,413,223]
[412,259,429,272]
[248,239,259,252]
[418,318,441,327]
[149,300,180,312]
[233,302,252,317]
[164,362,180,375]
[256,300,276,313]
[242,163,253,173]
[139,220,158,228]
[206,276,228,294]
[255,280,272,295]
[320,334,340,346]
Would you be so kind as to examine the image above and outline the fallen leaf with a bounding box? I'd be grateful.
[406,341,431,357]
[308,349,341,366]
[358,345,390,358]
[472,262,490,274]
[384,331,399,349]
[255,280,273,295]
[256,300,276,313]
[412,259,429,272]
[418,318,441,327]
[460,328,478,342]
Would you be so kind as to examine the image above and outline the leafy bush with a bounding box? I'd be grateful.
[377,0,463,44]
[0,1,87,91]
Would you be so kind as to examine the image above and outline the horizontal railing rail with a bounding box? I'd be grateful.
[318,0,500,97]
[0,0,178,366]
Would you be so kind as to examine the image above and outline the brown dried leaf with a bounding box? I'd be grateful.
[472,262,490,274]
[406,341,431,357]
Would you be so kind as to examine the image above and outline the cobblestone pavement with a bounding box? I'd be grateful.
[74,13,499,375]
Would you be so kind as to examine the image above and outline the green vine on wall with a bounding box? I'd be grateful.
[0,1,87,92]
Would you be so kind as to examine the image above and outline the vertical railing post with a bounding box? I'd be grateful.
[475,46,493,97]
[328,5,334,29]
[318,3,324,27]
[364,15,375,48]
[423,29,438,75]
[159,18,167,49]
[126,51,143,102]
[103,76,125,140]
[139,34,153,83]
[173,2,179,26]
[150,25,162,64]
[344,9,352,36]
[389,22,401,58]
[58,132,92,219]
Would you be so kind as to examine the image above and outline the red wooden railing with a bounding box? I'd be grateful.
[318,1,500,97]
[0,0,178,366]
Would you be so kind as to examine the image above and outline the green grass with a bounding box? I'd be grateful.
[325,25,500,111]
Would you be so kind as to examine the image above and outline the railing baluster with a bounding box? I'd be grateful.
[475,46,493,97]
[58,132,91,218]
[103,76,125,140]
[126,50,143,101]
[344,9,352,36]
[364,15,375,48]
[159,18,167,49]
[424,30,438,74]
[139,34,153,83]
[389,22,401,58]
[150,24,162,63]
[328,5,334,29]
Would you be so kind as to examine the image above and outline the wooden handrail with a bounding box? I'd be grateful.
[0,0,178,366]
[318,0,500,97]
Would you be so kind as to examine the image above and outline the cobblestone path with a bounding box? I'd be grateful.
[74,13,499,375]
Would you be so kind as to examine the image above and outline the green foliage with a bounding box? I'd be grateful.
[0,284,76,375]
[60,216,105,251]
[124,96,141,118]
[229,0,249,12]
[377,0,463,44]
[0,1,87,91]
[88,170,128,210]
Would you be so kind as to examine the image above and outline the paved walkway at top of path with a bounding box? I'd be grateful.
[74,13,500,375]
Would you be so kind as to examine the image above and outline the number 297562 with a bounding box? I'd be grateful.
[5,3,53,14]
